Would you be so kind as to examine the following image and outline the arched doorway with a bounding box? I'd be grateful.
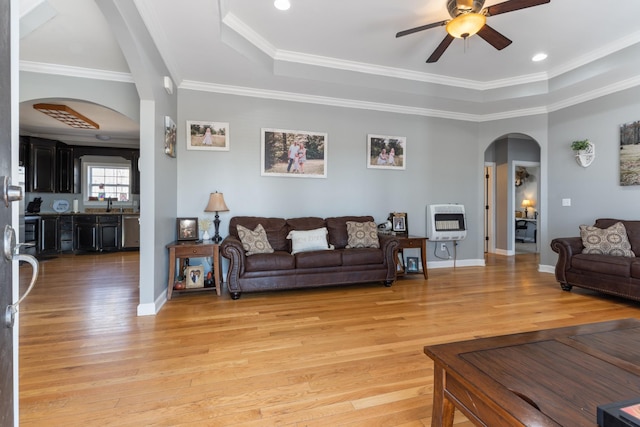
[484,133,541,257]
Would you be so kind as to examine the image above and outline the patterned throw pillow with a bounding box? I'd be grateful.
[345,221,380,249]
[237,224,274,256]
[287,227,333,254]
[580,222,635,257]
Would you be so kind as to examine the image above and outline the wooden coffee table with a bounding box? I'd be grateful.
[425,318,640,427]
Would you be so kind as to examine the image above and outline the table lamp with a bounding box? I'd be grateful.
[521,199,531,219]
[205,192,229,243]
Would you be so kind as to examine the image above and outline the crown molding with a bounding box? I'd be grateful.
[547,30,640,80]
[182,79,484,122]
[223,12,549,92]
[20,60,134,83]
[222,12,277,58]
[547,74,640,113]
[21,60,640,123]
[220,11,640,93]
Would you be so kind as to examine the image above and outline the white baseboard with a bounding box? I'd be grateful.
[137,291,167,316]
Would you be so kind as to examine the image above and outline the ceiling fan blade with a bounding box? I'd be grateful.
[396,20,447,38]
[426,34,455,63]
[477,24,512,50]
[484,0,550,17]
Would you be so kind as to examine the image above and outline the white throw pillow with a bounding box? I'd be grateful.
[287,227,333,254]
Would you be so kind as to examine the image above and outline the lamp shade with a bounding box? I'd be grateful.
[521,199,532,208]
[205,192,229,212]
[445,13,486,38]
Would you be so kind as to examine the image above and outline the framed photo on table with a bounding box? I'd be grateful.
[406,257,419,273]
[184,265,205,289]
[390,212,408,234]
[176,217,199,241]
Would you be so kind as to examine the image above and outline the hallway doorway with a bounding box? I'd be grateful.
[484,134,541,257]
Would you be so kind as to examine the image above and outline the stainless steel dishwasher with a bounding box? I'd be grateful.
[122,215,140,248]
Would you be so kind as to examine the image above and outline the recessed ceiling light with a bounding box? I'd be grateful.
[532,53,548,62]
[274,0,290,11]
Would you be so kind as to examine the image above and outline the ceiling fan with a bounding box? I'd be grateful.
[396,0,550,63]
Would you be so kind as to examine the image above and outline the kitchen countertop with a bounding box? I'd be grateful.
[32,211,139,216]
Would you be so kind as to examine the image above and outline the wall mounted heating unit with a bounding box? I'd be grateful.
[427,204,467,241]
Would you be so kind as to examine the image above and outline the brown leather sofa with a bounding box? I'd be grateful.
[550,218,640,302]
[221,216,399,299]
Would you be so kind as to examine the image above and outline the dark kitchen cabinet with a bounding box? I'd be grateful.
[20,137,139,195]
[56,144,75,193]
[74,215,121,252]
[27,139,56,193]
[75,215,99,252]
[19,136,28,166]
[59,216,74,253]
[40,216,59,255]
[98,215,121,251]
[131,151,140,194]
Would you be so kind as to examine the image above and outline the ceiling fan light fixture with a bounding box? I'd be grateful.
[445,13,486,39]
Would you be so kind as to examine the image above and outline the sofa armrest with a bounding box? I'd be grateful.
[550,237,583,283]
[379,234,400,281]
[221,236,245,293]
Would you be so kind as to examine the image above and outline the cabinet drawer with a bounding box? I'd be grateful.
[399,238,424,249]
[173,246,213,257]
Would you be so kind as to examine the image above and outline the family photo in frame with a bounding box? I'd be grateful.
[184,265,205,289]
[406,257,419,273]
[367,134,406,170]
[176,217,199,241]
[390,212,408,234]
[186,120,229,151]
[261,128,327,178]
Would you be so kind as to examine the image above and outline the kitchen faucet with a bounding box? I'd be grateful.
[106,197,112,212]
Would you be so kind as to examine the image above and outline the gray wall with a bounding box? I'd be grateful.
[177,91,484,268]
[547,85,640,265]
[95,0,178,314]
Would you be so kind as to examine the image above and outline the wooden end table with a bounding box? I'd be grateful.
[166,240,222,299]
[396,235,428,279]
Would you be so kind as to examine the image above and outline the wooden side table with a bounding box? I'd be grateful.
[396,235,428,279]
[166,240,222,299]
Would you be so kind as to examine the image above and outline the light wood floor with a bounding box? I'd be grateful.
[18,252,639,426]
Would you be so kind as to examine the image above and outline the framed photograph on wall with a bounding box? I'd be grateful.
[390,212,408,234]
[187,120,230,151]
[620,120,640,185]
[261,128,327,178]
[164,116,176,158]
[176,217,199,241]
[367,134,406,170]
